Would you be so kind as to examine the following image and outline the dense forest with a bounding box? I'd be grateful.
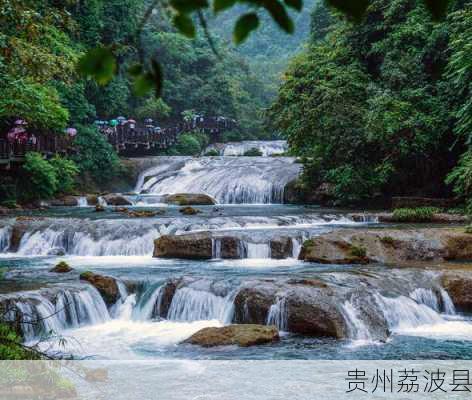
[271,0,472,205]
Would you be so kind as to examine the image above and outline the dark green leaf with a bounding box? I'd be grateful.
[263,0,294,33]
[423,0,450,21]
[77,47,116,85]
[151,59,163,98]
[284,0,302,11]
[233,13,260,44]
[128,63,143,77]
[173,14,196,38]
[133,73,154,96]
[324,0,369,22]
[170,0,208,14]
[214,0,237,12]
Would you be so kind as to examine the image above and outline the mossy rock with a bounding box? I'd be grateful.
[50,261,73,273]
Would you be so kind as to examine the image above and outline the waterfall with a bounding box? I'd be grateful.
[77,197,88,207]
[246,243,270,259]
[0,226,10,252]
[2,286,110,341]
[212,238,222,259]
[167,287,234,323]
[206,141,288,157]
[133,284,166,321]
[136,156,302,204]
[267,297,288,331]
[439,288,456,315]
[409,288,440,312]
[341,300,372,342]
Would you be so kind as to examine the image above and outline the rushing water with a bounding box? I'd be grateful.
[2,143,472,360]
[205,140,288,157]
[134,156,301,204]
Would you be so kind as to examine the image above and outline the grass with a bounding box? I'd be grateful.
[392,207,441,222]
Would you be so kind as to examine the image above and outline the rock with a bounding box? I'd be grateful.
[95,205,105,212]
[126,210,161,218]
[115,207,128,213]
[50,261,73,273]
[154,234,212,259]
[47,247,66,256]
[9,221,29,252]
[270,237,293,259]
[299,228,472,265]
[233,280,346,338]
[80,272,119,305]
[103,194,132,206]
[441,274,472,312]
[392,196,458,209]
[0,206,11,215]
[184,324,279,347]
[219,236,244,259]
[86,195,99,206]
[155,279,179,318]
[50,196,79,207]
[164,193,216,206]
[179,206,201,215]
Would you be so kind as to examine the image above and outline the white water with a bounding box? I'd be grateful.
[341,300,373,343]
[2,286,110,341]
[246,243,270,259]
[206,140,288,157]
[77,197,88,207]
[267,297,288,332]
[136,156,301,204]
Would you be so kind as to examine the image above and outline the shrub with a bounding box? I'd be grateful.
[20,152,58,202]
[349,245,367,258]
[392,207,441,222]
[49,155,79,195]
[0,324,39,360]
[243,148,263,156]
[380,236,395,246]
[175,134,202,155]
[204,149,219,156]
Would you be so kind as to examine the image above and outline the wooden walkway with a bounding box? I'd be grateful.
[0,117,236,167]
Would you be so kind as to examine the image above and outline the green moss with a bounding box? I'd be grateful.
[392,207,441,222]
[303,239,315,247]
[243,148,263,156]
[204,149,219,156]
[380,236,395,245]
[349,245,367,258]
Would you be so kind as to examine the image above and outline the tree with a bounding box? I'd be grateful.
[20,153,58,202]
[49,156,80,195]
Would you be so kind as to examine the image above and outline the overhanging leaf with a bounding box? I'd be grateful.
[284,0,303,12]
[77,47,116,85]
[173,14,196,38]
[263,0,294,33]
[170,0,209,14]
[234,13,260,44]
[325,0,370,22]
[214,0,237,12]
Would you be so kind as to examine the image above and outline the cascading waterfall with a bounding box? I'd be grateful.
[246,243,270,259]
[267,297,288,331]
[77,197,88,207]
[1,286,110,341]
[341,300,373,342]
[135,156,302,204]
[205,141,289,157]
[0,226,11,252]
[166,287,235,323]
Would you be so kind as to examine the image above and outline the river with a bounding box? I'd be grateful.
[1,141,472,360]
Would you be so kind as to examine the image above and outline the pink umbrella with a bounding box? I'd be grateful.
[14,119,27,126]
[66,127,77,137]
[127,119,136,123]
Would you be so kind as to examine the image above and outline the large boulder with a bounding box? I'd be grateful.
[219,236,244,259]
[154,233,212,259]
[184,324,279,347]
[441,274,472,312]
[9,221,29,252]
[299,228,472,265]
[103,194,132,206]
[164,193,216,206]
[86,195,99,206]
[179,206,201,215]
[270,237,293,259]
[233,280,346,338]
[80,272,119,305]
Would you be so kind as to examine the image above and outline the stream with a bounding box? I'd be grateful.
[1,141,472,360]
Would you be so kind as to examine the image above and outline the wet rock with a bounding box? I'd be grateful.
[349,212,468,224]
[47,247,65,256]
[153,233,212,259]
[9,221,29,252]
[233,280,346,338]
[80,272,119,305]
[86,195,99,206]
[50,261,72,273]
[156,279,179,318]
[441,274,472,312]
[184,324,279,347]
[270,237,293,259]
[179,206,201,215]
[299,228,472,265]
[95,205,105,212]
[220,236,244,259]
[164,193,216,206]
[102,194,132,206]
[125,210,161,218]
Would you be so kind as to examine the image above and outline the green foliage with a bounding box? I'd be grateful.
[174,134,204,156]
[270,0,469,204]
[392,207,441,222]
[0,324,38,360]
[349,245,367,258]
[204,149,220,156]
[243,148,263,156]
[49,156,79,195]
[446,151,472,198]
[135,97,172,121]
[72,125,121,185]
[465,225,472,234]
[380,236,396,246]
[20,153,58,202]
